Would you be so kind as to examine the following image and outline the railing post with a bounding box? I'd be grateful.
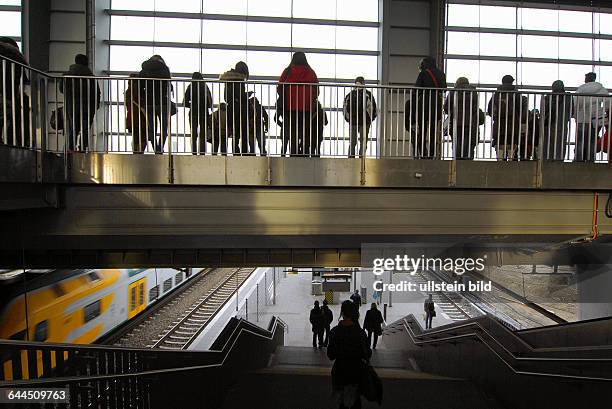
[535,101,545,188]
[360,151,366,185]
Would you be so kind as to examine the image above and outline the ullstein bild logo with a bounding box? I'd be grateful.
[372,255,487,276]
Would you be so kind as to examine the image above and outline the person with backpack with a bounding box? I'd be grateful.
[363,303,384,350]
[406,57,447,159]
[573,72,609,162]
[487,75,528,161]
[327,300,373,409]
[540,80,572,161]
[343,77,377,158]
[278,52,319,156]
[310,300,325,349]
[443,77,481,160]
[246,91,269,155]
[220,61,252,155]
[184,72,213,155]
[321,299,334,346]
[125,73,147,153]
[139,55,173,154]
[60,54,101,152]
[0,37,29,148]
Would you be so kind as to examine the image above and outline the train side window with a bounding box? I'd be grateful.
[84,300,101,323]
[9,330,27,341]
[163,278,172,293]
[175,272,183,286]
[149,285,159,301]
[139,283,144,306]
[130,286,136,311]
[33,321,48,342]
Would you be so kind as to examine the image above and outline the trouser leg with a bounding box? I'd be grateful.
[312,332,317,347]
[373,333,378,349]
[367,330,373,348]
[349,123,358,158]
[190,111,199,155]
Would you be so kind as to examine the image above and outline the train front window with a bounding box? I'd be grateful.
[33,320,48,342]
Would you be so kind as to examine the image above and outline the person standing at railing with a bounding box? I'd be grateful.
[540,80,572,161]
[278,52,319,157]
[443,77,481,160]
[0,38,28,148]
[184,72,213,155]
[59,54,100,152]
[573,72,609,162]
[125,73,148,153]
[406,57,447,159]
[487,75,528,161]
[247,90,269,156]
[344,76,377,158]
[312,100,328,157]
[424,294,435,329]
[221,61,253,156]
[139,55,172,154]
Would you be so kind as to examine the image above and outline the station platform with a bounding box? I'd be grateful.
[254,271,452,347]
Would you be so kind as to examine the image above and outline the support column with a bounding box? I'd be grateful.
[577,264,612,320]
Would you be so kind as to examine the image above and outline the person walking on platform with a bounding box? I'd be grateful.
[327,300,371,409]
[364,303,384,350]
[424,294,436,329]
[310,300,325,349]
[350,289,362,311]
[322,299,334,346]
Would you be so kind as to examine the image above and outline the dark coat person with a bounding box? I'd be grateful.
[444,77,480,160]
[327,300,372,409]
[139,55,172,154]
[0,38,28,147]
[184,72,213,155]
[363,303,384,349]
[540,80,572,161]
[60,54,100,152]
[312,100,328,157]
[405,57,447,159]
[487,75,528,161]
[321,299,334,346]
[310,300,325,348]
[343,76,377,158]
[220,61,253,155]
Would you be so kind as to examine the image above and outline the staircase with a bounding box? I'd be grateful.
[221,346,498,409]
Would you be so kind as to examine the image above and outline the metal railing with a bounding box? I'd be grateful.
[2,54,611,163]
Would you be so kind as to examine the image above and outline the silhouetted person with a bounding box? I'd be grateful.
[406,57,447,159]
[540,80,572,161]
[125,73,147,153]
[139,55,172,154]
[322,299,334,346]
[573,72,609,162]
[246,90,268,155]
[344,76,377,158]
[487,75,528,161]
[221,61,253,155]
[184,72,212,155]
[327,300,371,409]
[60,54,100,152]
[363,303,384,350]
[278,52,319,156]
[209,102,229,155]
[310,300,325,349]
[424,294,435,329]
[0,37,28,147]
[444,77,480,160]
[312,100,328,157]
[350,289,362,310]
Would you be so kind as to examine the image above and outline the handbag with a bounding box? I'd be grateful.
[597,127,610,154]
[359,361,383,405]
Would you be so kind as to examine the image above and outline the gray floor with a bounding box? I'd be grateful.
[254,272,452,348]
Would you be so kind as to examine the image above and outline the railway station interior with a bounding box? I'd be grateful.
[1,0,612,408]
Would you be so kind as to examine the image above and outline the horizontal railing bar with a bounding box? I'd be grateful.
[446,25,612,41]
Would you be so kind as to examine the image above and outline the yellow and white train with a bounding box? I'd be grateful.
[0,268,197,344]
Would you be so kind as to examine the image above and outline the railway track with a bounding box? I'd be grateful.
[151,267,255,350]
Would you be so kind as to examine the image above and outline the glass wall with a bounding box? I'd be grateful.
[0,0,21,50]
[108,0,380,81]
[445,2,612,89]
